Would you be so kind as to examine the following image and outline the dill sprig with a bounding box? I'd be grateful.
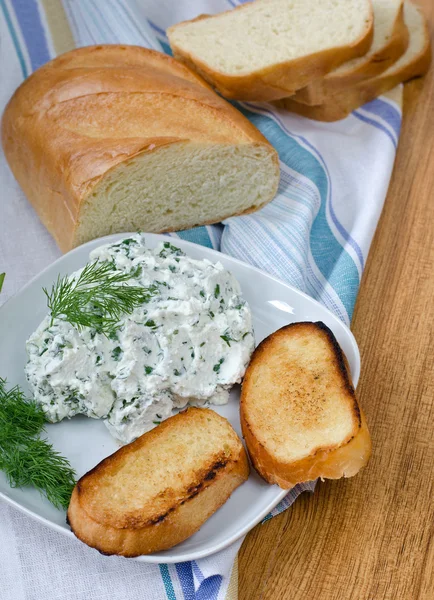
[0,273,5,293]
[0,378,76,510]
[44,260,158,335]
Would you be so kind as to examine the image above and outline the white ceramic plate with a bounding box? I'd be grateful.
[0,233,360,563]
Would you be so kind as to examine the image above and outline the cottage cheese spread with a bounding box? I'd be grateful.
[25,235,255,443]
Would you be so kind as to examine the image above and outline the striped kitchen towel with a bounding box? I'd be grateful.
[0,1,402,599]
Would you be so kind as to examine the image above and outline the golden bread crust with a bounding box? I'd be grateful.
[275,5,431,121]
[240,322,371,489]
[1,45,278,251]
[168,4,374,101]
[292,1,409,105]
[67,407,249,556]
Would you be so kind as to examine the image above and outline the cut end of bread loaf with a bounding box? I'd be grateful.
[67,407,249,556]
[168,0,374,101]
[74,141,278,248]
[240,322,371,489]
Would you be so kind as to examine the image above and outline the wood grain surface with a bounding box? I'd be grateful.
[238,2,434,598]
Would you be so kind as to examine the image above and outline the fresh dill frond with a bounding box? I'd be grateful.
[0,380,45,438]
[43,260,158,335]
[0,273,5,293]
[0,378,76,510]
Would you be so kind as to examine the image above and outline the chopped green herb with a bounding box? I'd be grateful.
[173,329,179,335]
[121,238,136,246]
[220,334,236,347]
[0,273,5,293]
[111,346,123,361]
[208,311,215,319]
[95,355,102,366]
[173,369,181,376]
[144,366,153,375]
[159,242,184,258]
[242,332,251,339]
[121,398,135,408]
[200,290,205,298]
[153,421,161,425]
[213,358,225,373]
[169,265,176,273]
[145,319,157,328]
[214,284,220,298]
[200,342,206,347]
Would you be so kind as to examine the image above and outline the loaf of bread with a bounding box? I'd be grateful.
[277,1,431,121]
[291,0,409,106]
[168,0,374,102]
[1,45,279,253]
[240,322,371,489]
[67,407,249,557]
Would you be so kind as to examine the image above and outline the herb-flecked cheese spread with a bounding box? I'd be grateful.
[25,235,255,443]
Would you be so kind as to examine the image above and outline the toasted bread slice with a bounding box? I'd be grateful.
[276,1,431,121]
[292,0,409,106]
[240,322,371,489]
[167,0,373,102]
[67,407,249,556]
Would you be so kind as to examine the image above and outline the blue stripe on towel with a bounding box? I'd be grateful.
[10,0,51,69]
[172,227,214,248]
[148,17,167,38]
[196,575,223,600]
[353,110,397,148]
[159,564,177,600]
[237,104,360,318]
[160,39,172,55]
[257,105,365,271]
[362,97,402,138]
[192,561,205,584]
[0,0,28,77]
[175,562,195,600]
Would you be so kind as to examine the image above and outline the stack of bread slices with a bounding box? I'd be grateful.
[168,0,431,121]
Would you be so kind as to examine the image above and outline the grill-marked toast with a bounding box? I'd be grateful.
[240,322,371,488]
[67,407,249,556]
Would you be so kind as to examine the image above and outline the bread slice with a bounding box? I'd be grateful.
[292,0,409,106]
[67,407,249,557]
[276,1,431,121]
[167,0,374,102]
[1,45,279,252]
[240,322,371,489]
